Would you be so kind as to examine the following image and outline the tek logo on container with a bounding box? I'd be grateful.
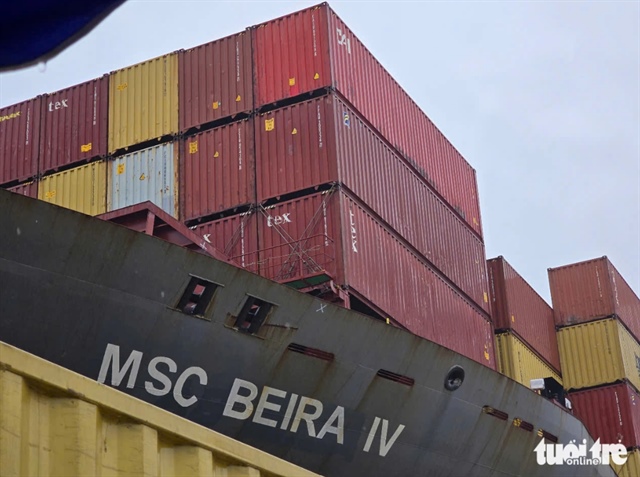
[534,439,627,466]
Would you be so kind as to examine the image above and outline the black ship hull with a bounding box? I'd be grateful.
[0,190,615,477]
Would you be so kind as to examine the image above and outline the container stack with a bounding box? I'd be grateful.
[549,256,640,461]
[487,257,562,391]
[0,3,494,368]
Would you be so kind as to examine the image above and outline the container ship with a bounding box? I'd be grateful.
[1,3,639,476]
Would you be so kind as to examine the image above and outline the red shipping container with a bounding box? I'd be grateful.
[0,97,42,186]
[6,181,37,198]
[257,188,495,368]
[487,256,561,373]
[40,76,108,174]
[549,257,640,340]
[256,94,489,313]
[182,119,255,220]
[252,4,482,237]
[191,211,259,273]
[570,382,640,448]
[179,31,253,132]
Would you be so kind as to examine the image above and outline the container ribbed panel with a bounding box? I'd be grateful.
[495,332,561,387]
[109,54,178,153]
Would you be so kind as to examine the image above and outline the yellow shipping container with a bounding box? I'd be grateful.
[495,331,562,387]
[557,318,640,391]
[612,448,640,477]
[0,341,321,477]
[109,53,179,153]
[38,160,107,216]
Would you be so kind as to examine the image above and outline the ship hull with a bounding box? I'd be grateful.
[0,190,615,477]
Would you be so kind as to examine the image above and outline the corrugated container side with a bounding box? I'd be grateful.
[252,5,331,106]
[182,119,255,221]
[258,190,341,283]
[252,4,483,237]
[108,142,179,218]
[6,181,37,198]
[494,332,562,388]
[569,382,640,449]
[0,342,320,477]
[191,211,259,273]
[557,318,640,391]
[612,449,640,477]
[487,257,561,372]
[38,160,107,216]
[0,97,42,185]
[256,94,489,312]
[40,76,108,173]
[549,257,640,342]
[256,97,337,201]
[341,192,495,369]
[179,31,253,132]
[109,53,179,153]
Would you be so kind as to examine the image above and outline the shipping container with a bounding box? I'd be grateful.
[109,53,179,154]
[258,188,495,368]
[557,318,640,391]
[179,31,253,132]
[0,97,42,185]
[487,256,560,372]
[549,257,640,341]
[256,94,489,313]
[612,449,640,477]
[6,180,37,198]
[191,210,259,273]
[183,119,255,220]
[108,142,179,218]
[569,382,640,449]
[38,160,107,216]
[494,332,561,389]
[40,76,108,173]
[0,341,320,477]
[252,4,482,236]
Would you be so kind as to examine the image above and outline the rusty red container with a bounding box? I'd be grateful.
[6,181,38,198]
[252,3,482,236]
[570,382,640,448]
[549,257,640,341]
[182,119,255,221]
[190,210,259,273]
[256,94,489,313]
[257,188,495,368]
[0,97,42,185]
[487,256,561,373]
[40,76,109,175]
[179,31,253,133]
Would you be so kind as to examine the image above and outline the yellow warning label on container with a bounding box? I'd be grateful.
[44,190,56,200]
[235,95,241,102]
[139,173,146,181]
[189,141,198,154]
[265,118,275,131]
[212,102,219,110]
[289,77,296,86]
[484,345,490,361]
[511,315,515,323]
[117,83,128,91]
[483,292,488,303]
[116,164,125,175]
[473,217,479,225]
[213,151,219,158]
[80,143,92,153]
[292,128,298,135]
[314,73,320,80]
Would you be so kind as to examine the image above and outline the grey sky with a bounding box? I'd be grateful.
[1,1,638,303]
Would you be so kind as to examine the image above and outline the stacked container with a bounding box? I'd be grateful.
[487,256,561,388]
[550,257,640,453]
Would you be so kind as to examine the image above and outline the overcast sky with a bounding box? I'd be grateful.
[0,1,638,303]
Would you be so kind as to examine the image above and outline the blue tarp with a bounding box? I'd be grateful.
[0,1,126,70]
